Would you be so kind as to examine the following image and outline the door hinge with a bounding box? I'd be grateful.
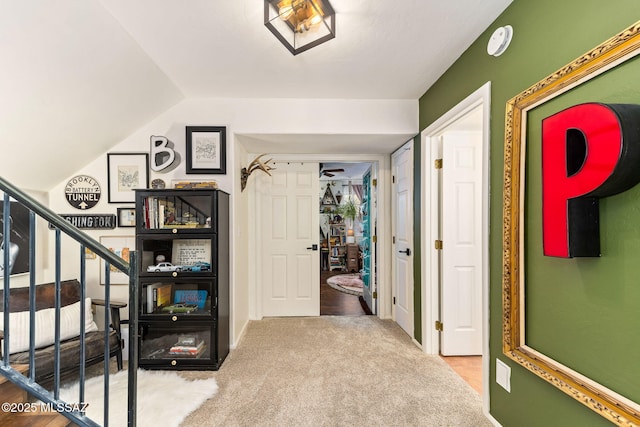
[372,235,377,243]
[393,236,396,244]
[435,158,443,169]
[393,297,396,305]
[435,320,443,331]
[435,239,443,250]
[372,178,377,187]
[392,175,395,184]
[373,291,378,299]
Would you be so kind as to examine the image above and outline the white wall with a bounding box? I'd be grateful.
[45,97,418,344]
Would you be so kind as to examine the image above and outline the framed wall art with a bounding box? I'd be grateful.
[117,207,136,228]
[185,126,226,174]
[0,200,31,276]
[99,235,135,285]
[502,21,640,424]
[107,153,149,203]
[84,247,96,260]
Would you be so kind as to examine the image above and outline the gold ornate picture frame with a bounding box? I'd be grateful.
[502,21,640,424]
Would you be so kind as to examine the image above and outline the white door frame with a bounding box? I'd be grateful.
[420,82,491,409]
[249,153,392,320]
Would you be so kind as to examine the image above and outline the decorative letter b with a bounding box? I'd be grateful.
[150,136,176,172]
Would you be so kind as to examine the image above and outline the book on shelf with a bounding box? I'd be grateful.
[169,335,206,357]
[146,283,172,313]
[174,289,208,309]
[142,196,175,229]
[329,257,343,267]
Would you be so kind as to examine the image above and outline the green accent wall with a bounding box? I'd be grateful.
[418,1,640,425]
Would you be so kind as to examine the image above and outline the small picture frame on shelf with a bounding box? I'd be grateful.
[117,207,136,227]
[185,126,226,175]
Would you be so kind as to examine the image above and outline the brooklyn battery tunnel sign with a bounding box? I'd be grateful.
[65,175,101,210]
[542,103,640,257]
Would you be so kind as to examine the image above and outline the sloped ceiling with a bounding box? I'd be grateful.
[100,0,512,99]
[1,0,512,190]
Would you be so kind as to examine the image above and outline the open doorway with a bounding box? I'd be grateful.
[318,162,374,316]
[250,153,391,322]
[421,82,490,403]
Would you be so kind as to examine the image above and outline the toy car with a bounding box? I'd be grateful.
[186,261,211,272]
[147,262,182,272]
[161,303,198,314]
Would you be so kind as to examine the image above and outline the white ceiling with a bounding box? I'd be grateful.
[99,0,511,99]
[1,0,512,190]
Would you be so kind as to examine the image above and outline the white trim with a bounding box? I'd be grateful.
[420,81,491,414]
[486,412,503,427]
[230,318,250,349]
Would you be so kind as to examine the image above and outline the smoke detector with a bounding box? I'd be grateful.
[487,25,513,57]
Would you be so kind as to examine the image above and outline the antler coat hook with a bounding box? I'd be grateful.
[241,154,276,191]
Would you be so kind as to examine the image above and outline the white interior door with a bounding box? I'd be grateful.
[392,141,413,337]
[440,130,482,355]
[260,162,320,317]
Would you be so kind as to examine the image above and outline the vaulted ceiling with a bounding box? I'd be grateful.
[1,0,511,190]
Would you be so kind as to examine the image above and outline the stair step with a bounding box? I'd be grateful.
[0,364,30,414]
[0,411,74,427]
[0,364,78,426]
[0,364,29,385]
[0,364,74,426]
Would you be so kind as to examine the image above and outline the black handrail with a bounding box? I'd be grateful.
[0,175,137,427]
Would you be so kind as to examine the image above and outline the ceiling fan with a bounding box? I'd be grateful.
[320,163,344,177]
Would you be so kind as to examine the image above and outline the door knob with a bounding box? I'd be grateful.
[306,244,318,251]
[398,248,411,256]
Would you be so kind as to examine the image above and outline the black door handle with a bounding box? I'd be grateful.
[306,244,318,251]
[398,248,411,256]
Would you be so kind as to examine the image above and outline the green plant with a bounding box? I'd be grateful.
[336,199,358,222]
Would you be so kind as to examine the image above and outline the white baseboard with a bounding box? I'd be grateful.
[484,409,502,426]
[230,319,249,350]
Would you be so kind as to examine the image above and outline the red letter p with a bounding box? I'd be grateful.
[542,103,640,257]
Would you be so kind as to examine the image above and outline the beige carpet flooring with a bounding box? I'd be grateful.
[177,316,491,426]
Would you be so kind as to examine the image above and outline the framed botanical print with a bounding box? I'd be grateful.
[107,153,149,203]
[185,126,226,174]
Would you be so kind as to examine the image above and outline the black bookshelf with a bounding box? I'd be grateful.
[134,188,229,370]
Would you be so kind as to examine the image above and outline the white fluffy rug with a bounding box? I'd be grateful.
[60,369,218,427]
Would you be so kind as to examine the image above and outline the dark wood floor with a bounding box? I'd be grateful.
[320,270,368,316]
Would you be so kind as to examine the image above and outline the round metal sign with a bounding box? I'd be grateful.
[65,175,101,210]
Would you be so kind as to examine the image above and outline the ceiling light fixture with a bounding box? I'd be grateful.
[264,0,336,55]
